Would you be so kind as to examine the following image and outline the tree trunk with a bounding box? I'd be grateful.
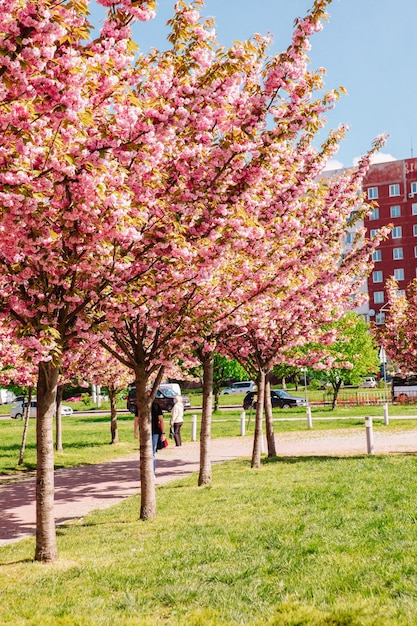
[251,369,266,469]
[137,365,164,521]
[109,386,118,444]
[213,387,219,412]
[55,384,63,452]
[18,387,33,466]
[199,354,213,486]
[35,361,59,563]
[331,380,342,410]
[264,375,276,457]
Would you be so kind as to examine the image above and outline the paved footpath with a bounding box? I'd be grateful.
[1,428,417,546]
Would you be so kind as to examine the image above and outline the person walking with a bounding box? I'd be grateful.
[170,395,184,447]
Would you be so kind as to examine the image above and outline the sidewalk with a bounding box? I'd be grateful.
[1,428,417,546]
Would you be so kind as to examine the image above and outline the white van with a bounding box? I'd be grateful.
[221,381,256,395]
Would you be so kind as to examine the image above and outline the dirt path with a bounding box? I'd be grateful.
[1,428,417,546]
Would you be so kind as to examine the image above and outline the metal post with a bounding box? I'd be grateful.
[383,402,389,426]
[191,414,197,442]
[365,416,374,454]
[240,411,246,436]
[306,405,313,429]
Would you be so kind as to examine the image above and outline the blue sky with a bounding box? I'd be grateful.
[90,0,417,169]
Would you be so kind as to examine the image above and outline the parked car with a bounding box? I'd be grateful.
[243,389,307,410]
[221,381,256,395]
[359,377,377,388]
[10,400,73,419]
[127,387,191,413]
[65,395,83,402]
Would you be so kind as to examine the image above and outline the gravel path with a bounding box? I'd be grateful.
[1,427,417,546]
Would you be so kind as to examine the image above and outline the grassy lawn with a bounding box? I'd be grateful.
[2,455,417,624]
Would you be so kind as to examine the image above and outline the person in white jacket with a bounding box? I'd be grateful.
[170,395,184,447]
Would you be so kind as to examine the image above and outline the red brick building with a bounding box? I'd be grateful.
[363,157,417,324]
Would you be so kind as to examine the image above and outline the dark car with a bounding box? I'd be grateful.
[243,389,307,410]
[127,387,191,413]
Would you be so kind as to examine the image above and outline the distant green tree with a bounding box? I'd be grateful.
[272,364,304,390]
[213,355,249,410]
[309,312,380,409]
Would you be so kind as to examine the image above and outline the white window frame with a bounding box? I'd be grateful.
[412,203,417,216]
[414,225,417,237]
[370,229,379,239]
[373,270,383,283]
[414,246,417,258]
[374,291,384,303]
[372,250,382,262]
[369,208,379,220]
[390,205,401,218]
[367,187,378,199]
[394,268,404,281]
[392,226,402,239]
[376,312,385,325]
[393,247,404,260]
[411,182,417,195]
[389,183,400,196]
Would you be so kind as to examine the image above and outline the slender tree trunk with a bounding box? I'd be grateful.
[331,380,342,410]
[55,384,63,452]
[137,365,164,521]
[109,387,118,444]
[199,354,214,486]
[251,369,266,469]
[213,387,219,412]
[18,386,33,466]
[264,374,276,457]
[35,361,59,563]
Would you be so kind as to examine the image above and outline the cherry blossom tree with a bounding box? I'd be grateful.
[63,342,131,444]
[0,0,159,562]
[378,278,417,372]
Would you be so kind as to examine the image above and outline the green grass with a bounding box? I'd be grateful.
[2,455,417,624]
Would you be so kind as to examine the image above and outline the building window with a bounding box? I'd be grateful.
[373,270,383,283]
[376,312,385,325]
[396,290,405,297]
[412,203,417,216]
[394,268,404,281]
[374,291,384,303]
[372,250,382,262]
[369,208,379,220]
[368,187,378,199]
[414,225,417,237]
[390,205,401,218]
[389,184,400,196]
[345,232,353,244]
[411,182,417,195]
[414,246,417,258]
[393,247,404,260]
[392,226,402,238]
[370,229,379,238]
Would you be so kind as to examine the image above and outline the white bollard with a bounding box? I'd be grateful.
[383,402,389,426]
[191,414,197,442]
[306,405,313,429]
[365,416,374,455]
[240,411,246,436]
